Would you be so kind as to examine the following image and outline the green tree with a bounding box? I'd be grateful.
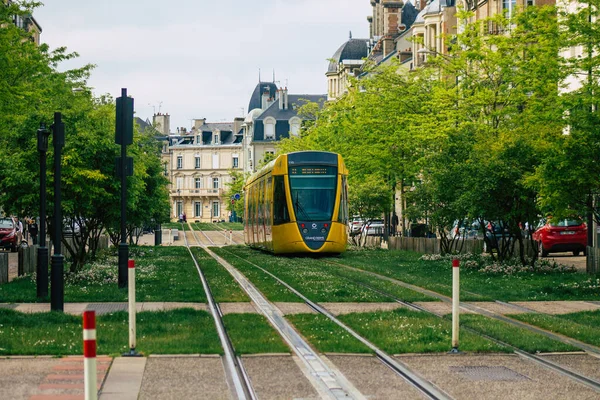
[224,169,248,222]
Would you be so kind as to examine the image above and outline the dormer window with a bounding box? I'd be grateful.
[290,117,301,137]
[264,117,276,140]
[213,133,219,144]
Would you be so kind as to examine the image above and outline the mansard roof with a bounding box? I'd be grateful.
[256,94,326,121]
[328,38,370,73]
[247,82,279,113]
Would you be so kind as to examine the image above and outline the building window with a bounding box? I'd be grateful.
[195,178,202,189]
[176,201,183,218]
[177,156,183,169]
[232,156,239,168]
[212,153,219,169]
[196,135,201,144]
[213,133,219,144]
[212,201,220,218]
[526,0,534,5]
[265,120,275,139]
[213,177,219,189]
[503,0,516,17]
[195,155,201,169]
[163,163,168,176]
[194,201,202,217]
[290,118,301,136]
[176,177,183,189]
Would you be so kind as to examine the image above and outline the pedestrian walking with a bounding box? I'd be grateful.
[29,220,39,245]
[182,213,187,223]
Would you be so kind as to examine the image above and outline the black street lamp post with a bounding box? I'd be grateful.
[36,122,51,299]
[116,88,134,289]
[50,112,65,312]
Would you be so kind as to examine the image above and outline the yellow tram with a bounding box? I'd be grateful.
[243,151,349,254]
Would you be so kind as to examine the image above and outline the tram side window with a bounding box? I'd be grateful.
[273,176,290,225]
[338,175,349,224]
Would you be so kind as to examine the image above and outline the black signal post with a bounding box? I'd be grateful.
[116,88,134,288]
[37,122,51,299]
[50,112,65,312]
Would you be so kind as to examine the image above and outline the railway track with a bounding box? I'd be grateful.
[187,224,369,399]
[182,223,257,400]
[322,259,600,393]
[217,247,453,400]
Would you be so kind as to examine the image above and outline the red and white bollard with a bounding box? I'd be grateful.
[127,259,137,354]
[83,310,97,400]
[451,258,460,353]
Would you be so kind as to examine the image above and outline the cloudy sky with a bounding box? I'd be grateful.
[35,0,372,132]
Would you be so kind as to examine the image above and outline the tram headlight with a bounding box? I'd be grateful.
[302,228,309,234]
[321,228,327,233]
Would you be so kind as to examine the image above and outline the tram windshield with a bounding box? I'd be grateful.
[288,165,337,221]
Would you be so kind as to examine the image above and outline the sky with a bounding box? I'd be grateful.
[34,0,372,132]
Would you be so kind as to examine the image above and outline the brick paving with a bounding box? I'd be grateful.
[28,356,111,400]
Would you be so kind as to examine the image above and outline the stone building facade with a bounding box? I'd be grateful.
[160,114,244,222]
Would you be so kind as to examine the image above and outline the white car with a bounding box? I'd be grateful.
[349,217,364,234]
[362,219,385,236]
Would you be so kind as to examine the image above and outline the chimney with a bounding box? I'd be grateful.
[193,118,206,130]
[233,117,244,135]
[283,88,289,110]
[367,15,374,39]
[382,1,403,56]
[278,88,284,110]
[261,86,270,110]
[153,113,171,135]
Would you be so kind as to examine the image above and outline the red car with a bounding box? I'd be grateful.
[0,217,18,252]
[532,218,587,257]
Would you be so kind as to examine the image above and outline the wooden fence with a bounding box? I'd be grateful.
[0,253,7,284]
[586,246,599,274]
[18,245,38,276]
[364,236,537,257]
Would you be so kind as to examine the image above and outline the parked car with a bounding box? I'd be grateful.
[362,219,385,236]
[532,218,587,257]
[0,217,18,252]
[63,218,81,237]
[349,217,364,234]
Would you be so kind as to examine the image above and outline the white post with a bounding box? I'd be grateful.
[169,228,172,245]
[128,259,136,354]
[83,311,97,400]
[451,258,460,352]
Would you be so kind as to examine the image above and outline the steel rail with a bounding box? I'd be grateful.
[203,246,366,399]
[188,223,216,246]
[324,260,600,393]
[220,248,453,400]
[183,223,256,400]
[325,260,600,357]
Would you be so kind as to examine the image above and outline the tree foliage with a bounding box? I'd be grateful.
[0,2,169,272]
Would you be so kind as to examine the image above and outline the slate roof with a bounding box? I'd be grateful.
[253,94,326,142]
[328,38,370,73]
[247,82,279,113]
[169,122,242,146]
[256,95,326,121]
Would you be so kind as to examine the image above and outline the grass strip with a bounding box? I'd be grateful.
[191,222,243,231]
[324,249,600,301]
[162,222,189,231]
[286,313,373,353]
[210,247,301,302]
[337,309,507,354]
[0,308,221,356]
[510,311,600,347]
[223,313,289,354]
[0,246,207,303]
[191,247,249,302]
[324,262,438,302]
[458,314,579,353]
[214,246,391,303]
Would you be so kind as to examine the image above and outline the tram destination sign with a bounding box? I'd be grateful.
[289,166,336,175]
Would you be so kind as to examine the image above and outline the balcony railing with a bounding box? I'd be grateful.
[170,188,223,197]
